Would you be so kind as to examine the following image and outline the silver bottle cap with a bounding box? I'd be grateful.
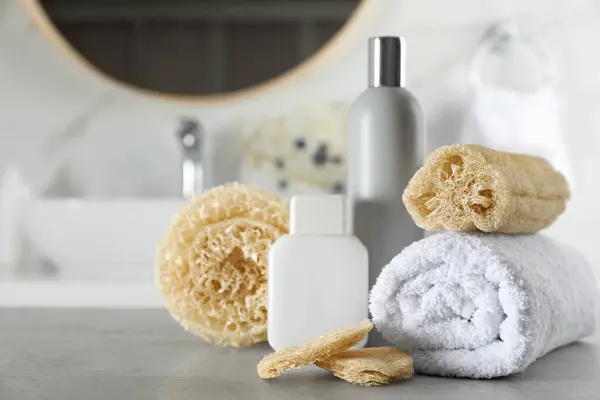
[368,36,405,88]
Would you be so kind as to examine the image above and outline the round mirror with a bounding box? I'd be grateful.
[38,0,362,96]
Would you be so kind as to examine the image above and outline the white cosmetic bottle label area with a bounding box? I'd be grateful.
[267,195,369,350]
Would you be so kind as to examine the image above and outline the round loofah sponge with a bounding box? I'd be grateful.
[156,183,289,348]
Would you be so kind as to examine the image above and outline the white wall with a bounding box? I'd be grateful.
[1,0,600,281]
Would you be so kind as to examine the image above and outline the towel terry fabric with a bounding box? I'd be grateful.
[369,232,599,378]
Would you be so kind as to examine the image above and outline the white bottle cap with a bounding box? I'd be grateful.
[290,195,345,235]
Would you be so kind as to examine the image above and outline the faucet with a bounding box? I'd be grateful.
[176,117,204,199]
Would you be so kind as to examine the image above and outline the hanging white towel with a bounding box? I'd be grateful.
[461,82,573,186]
[461,22,573,187]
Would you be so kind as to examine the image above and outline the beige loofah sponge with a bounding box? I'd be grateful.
[403,144,570,233]
[257,320,373,379]
[156,183,289,348]
[315,347,413,386]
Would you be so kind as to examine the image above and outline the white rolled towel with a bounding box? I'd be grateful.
[369,232,599,378]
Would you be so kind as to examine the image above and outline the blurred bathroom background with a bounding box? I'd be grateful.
[1,0,599,307]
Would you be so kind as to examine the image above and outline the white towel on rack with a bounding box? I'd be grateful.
[369,232,599,378]
[461,83,573,187]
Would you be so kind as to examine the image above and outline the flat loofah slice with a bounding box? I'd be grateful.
[403,144,570,233]
[257,320,373,379]
[156,183,289,348]
[316,347,413,386]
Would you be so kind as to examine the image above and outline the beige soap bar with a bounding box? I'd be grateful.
[156,183,289,348]
[403,144,569,233]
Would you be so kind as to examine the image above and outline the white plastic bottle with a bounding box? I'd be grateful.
[267,195,369,350]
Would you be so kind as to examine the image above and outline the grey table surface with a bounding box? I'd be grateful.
[1,309,599,400]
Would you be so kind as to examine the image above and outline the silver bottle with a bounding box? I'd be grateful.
[347,36,424,300]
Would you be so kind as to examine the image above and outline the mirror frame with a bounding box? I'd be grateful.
[22,0,369,104]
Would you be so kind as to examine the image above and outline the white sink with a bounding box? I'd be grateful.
[18,199,186,281]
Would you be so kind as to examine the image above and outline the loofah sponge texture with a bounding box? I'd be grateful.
[156,183,289,348]
[315,347,413,386]
[257,320,373,379]
[403,144,569,233]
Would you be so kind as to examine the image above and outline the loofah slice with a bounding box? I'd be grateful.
[156,183,289,348]
[316,347,413,386]
[257,320,373,379]
[403,144,570,233]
